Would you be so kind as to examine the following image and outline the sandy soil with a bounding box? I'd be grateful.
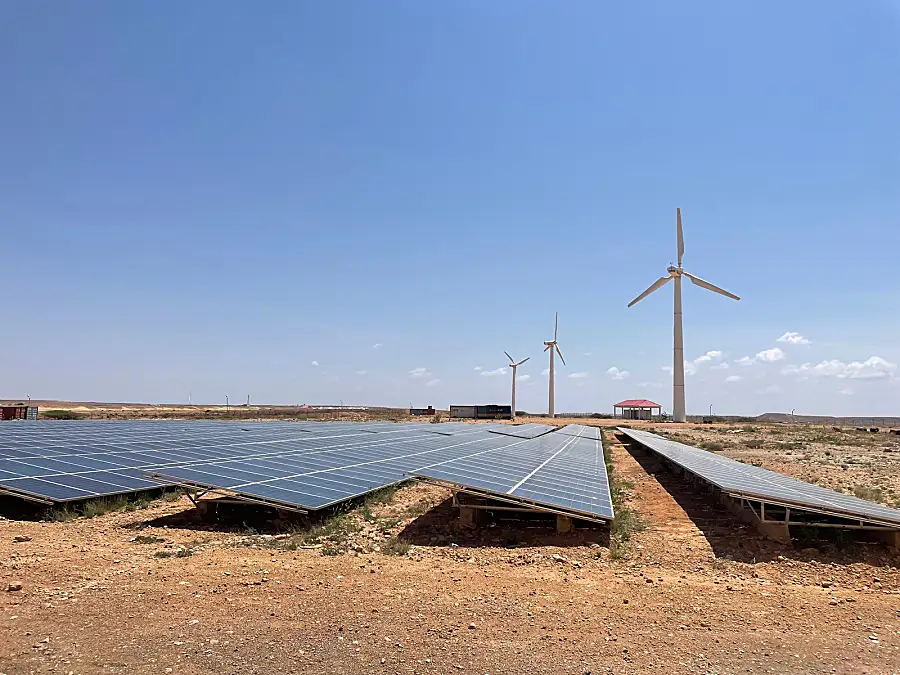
[2,428,899,674]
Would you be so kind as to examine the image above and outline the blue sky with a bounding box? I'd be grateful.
[2,1,899,415]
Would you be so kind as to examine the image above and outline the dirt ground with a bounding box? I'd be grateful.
[2,426,899,674]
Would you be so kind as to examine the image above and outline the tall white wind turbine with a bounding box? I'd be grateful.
[504,352,530,421]
[543,312,565,418]
[627,208,740,423]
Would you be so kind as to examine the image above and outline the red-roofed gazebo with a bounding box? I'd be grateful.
[614,399,662,420]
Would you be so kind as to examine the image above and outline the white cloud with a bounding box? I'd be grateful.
[710,362,730,370]
[662,351,725,377]
[568,372,589,379]
[839,388,855,396]
[777,332,811,345]
[606,367,630,380]
[473,366,482,371]
[480,367,507,377]
[425,378,441,387]
[541,368,550,376]
[372,343,382,349]
[724,375,743,383]
[311,361,319,367]
[735,348,786,366]
[756,348,786,363]
[408,367,431,379]
[638,381,664,389]
[757,384,781,394]
[355,370,367,376]
[517,374,531,382]
[583,352,592,357]
[782,356,896,380]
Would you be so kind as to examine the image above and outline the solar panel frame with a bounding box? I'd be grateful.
[619,427,900,528]
[486,423,557,439]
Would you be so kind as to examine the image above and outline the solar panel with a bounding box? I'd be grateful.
[618,427,900,527]
[154,428,541,510]
[411,431,613,521]
[0,420,426,504]
[487,423,557,439]
[555,424,603,440]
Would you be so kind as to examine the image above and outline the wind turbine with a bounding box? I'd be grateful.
[627,208,740,423]
[504,352,530,421]
[543,312,565,418]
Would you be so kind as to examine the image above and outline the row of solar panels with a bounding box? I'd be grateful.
[0,420,613,521]
[618,427,900,528]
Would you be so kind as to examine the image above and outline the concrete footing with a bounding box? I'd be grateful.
[876,529,900,551]
[459,506,483,528]
[556,515,574,534]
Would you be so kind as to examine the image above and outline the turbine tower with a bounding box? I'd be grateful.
[504,352,530,421]
[543,312,565,418]
[628,208,740,423]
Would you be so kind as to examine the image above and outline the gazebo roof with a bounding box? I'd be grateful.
[614,399,661,408]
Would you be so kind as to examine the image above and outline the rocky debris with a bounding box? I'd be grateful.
[13,535,32,543]
[7,582,23,592]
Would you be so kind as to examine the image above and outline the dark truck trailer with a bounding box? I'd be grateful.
[476,404,512,420]
[409,406,436,416]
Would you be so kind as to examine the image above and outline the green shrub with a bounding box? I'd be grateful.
[382,537,410,556]
[41,410,85,420]
[700,442,725,452]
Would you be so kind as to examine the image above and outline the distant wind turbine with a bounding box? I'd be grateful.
[627,208,740,422]
[543,312,565,418]
[504,352,530,421]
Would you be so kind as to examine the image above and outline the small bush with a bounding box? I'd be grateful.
[133,535,166,545]
[610,507,648,559]
[364,484,402,506]
[41,410,85,420]
[382,537,410,556]
[700,442,725,452]
[46,507,77,522]
[744,439,765,449]
[153,551,173,559]
[853,486,884,503]
[175,548,194,558]
[82,496,130,518]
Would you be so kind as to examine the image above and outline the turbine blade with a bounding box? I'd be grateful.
[517,357,530,366]
[544,344,551,352]
[683,271,740,301]
[504,351,514,364]
[677,207,684,267]
[555,344,566,366]
[554,312,558,340]
[627,276,671,307]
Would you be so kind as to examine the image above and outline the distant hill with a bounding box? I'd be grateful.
[755,412,900,426]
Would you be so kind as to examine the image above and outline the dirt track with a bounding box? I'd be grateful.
[2,430,899,674]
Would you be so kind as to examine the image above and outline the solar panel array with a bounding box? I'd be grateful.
[618,427,900,527]
[0,421,427,504]
[0,421,613,523]
[155,425,538,510]
[412,426,613,521]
